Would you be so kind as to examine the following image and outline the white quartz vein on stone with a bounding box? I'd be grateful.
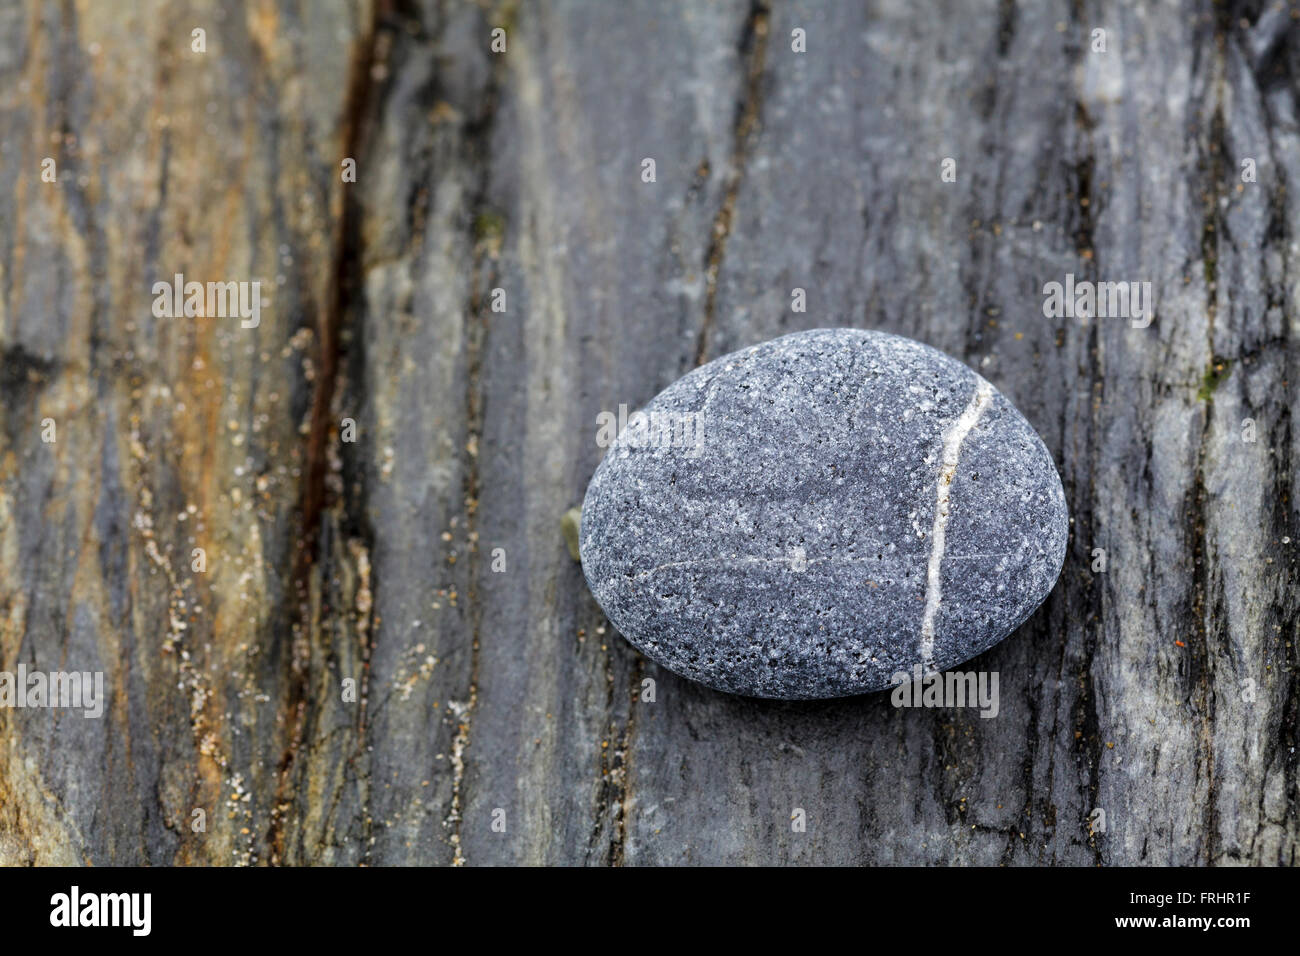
[919,378,994,672]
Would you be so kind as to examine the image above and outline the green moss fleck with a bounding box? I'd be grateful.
[1197,358,1231,401]
[561,506,582,562]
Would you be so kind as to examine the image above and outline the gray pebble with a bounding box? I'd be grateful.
[580,328,1068,699]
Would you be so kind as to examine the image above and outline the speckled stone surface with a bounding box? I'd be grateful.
[580,328,1068,699]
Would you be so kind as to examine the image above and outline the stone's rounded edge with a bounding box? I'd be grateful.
[578,454,653,678]
[1036,425,1071,604]
[577,326,1071,701]
[925,387,1071,676]
[992,383,1071,638]
[577,462,610,612]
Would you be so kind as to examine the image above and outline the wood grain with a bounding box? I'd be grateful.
[0,0,1296,865]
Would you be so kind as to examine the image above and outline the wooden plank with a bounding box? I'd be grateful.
[0,0,1296,865]
[0,0,371,865]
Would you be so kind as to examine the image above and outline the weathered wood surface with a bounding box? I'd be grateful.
[0,0,1297,865]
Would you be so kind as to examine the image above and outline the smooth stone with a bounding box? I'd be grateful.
[579,327,1069,700]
